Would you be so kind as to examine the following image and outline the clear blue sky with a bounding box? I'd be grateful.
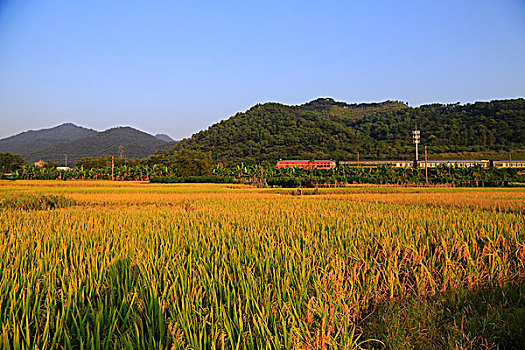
[1,0,524,140]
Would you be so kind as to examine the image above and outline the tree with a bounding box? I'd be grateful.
[44,161,58,169]
[0,152,27,174]
[171,149,212,176]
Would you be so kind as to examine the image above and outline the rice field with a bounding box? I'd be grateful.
[0,181,524,349]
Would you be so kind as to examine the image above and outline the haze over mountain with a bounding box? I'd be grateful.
[0,123,176,164]
[166,98,525,165]
[155,134,176,142]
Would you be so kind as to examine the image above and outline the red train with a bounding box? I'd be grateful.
[276,160,336,169]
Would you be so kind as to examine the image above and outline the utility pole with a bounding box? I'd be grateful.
[412,126,420,168]
[111,156,114,181]
[119,145,124,159]
[357,151,360,165]
[425,146,428,184]
[65,154,67,167]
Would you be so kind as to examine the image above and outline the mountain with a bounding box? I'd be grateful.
[155,134,175,142]
[0,123,97,157]
[3,98,523,167]
[0,124,175,164]
[167,98,525,165]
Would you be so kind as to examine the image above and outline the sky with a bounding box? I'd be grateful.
[0,0,524,140]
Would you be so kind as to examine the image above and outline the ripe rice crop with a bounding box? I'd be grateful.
[0,193,75,211]
[0,181,523,349]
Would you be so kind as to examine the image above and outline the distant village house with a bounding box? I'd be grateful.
[34,160,47,168]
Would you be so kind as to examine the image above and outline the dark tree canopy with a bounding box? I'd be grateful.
[162,149,212,176]
[77,150,212,176]
[0,152,27,173]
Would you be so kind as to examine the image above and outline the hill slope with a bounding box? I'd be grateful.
[155,134,176,142]
[0,123,97,157]
[168,98,525,165]
[0,124,174,164]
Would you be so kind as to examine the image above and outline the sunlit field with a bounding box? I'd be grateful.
[1,181,524,349]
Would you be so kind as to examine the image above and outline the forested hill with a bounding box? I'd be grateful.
[168,98,525,165]
[0,123,97,156]
[0,124,175,164]
[23,127,175,164]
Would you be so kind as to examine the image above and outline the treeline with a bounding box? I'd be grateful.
[210,164,524,187]
[3,152,523,187]
[75,150,212,176]
[76,150,212,176]
[0,150,212,178]
[148,164,523,187]
[167,98,525,165]
[265,166,522,187]
[5,166,167,181]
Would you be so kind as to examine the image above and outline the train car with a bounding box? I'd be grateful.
[339,160,412,168]
[493,160,525,168]
[419,160,490,168]
[420,160,525,169]
[340,159,494,168]
[276,160,336,169]
[287,159,525,169]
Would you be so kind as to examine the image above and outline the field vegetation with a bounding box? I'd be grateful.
[0,181,524,349]
[3,161,524,188]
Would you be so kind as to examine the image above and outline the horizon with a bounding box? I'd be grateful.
[1,1,524,139]
[2,96,524,141]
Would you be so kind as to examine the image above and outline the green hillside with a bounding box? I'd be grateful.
[168,98,525,165]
